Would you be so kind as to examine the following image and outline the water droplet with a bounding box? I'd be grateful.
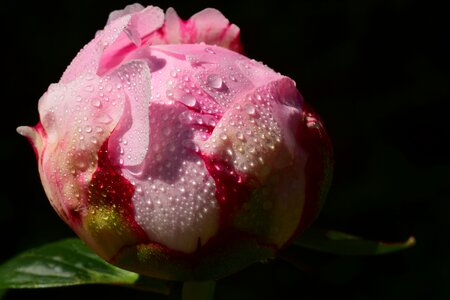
[178,94,196,107]
[195,116,204,125]
[85,126,92,133]
[236,132,244,140]
[170,69,178,78]
[91,99,101,108]
[166,89,174,99]
[220,133,228,141]
[182,139,199,152]
[207,74,223,89]
[229,74,237,82]
[204,116,217,127]
[95,126,104,133]
[76,160,87,170]
[96,113,113,124]
[163,127,171,136]
[205,47,215,54]
[85,85,94,92]
[152,143,160,151]
[258,156,264,164]
[244,103,256,115]
[178,111,194,124]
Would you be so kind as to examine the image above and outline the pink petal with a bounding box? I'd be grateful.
[98,6,165,75]
[107,60,151,167]
[35,73,126,224]
[149,8,243,53]
[188,8,243,52]
[107,3,145,24]
[60,15,131,83]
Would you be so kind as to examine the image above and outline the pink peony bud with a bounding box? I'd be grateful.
[17,4,332,280]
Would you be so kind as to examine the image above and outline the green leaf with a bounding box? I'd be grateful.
[293,228,415,256]
[0,238,142,289]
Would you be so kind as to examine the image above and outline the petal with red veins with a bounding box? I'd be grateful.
[122,100,220,253]
[198,78,296,183]
[35,74,126,225]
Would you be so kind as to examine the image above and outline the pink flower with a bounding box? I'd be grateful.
[17,4,332,280]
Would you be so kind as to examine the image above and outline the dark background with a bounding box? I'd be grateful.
[1,0,449,299]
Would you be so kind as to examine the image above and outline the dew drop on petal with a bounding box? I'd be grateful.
[91,99,102,108]
[163,127,171,136]
[207,74,223,89]
[226,148,234,157]
[205,47,215,54]
[182,139,199,152]
[96,113,113,124]
[178,94,196,107]
[204,116,217,127]
[244,103,256,116]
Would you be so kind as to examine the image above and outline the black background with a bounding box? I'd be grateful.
[1,0,449,299]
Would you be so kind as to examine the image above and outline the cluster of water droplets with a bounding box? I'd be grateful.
[71,74,121,149]
[117,44,288,252]
[108,61,152,167]
[202,84,282,178]
[39,70,127,217]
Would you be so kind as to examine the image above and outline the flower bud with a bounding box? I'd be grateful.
[18,4,333,280]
